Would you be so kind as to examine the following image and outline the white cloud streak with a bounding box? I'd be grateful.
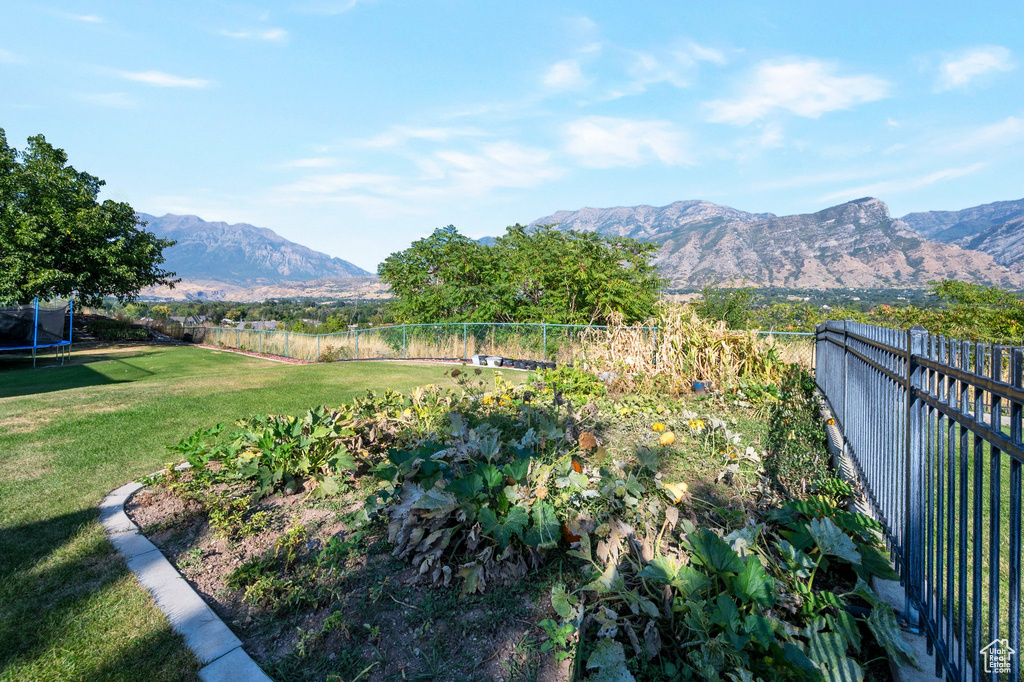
[937,46,1015,91]
[949,115,1024,151]
[77,92,135,108]
[119,70,211,88]
[818,163,986,203]
[543,59,584,90]
[0,47,25,64]
[706,58,889,125]
[220,28,288,42]
[362,126,485,148]
[284,157,340,168]
[564,116,689,168]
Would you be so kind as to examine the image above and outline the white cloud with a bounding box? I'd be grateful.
[950,115,1024,151]
[543,59,584,90]
[272,141,561,209]
[77,92,135,108]
[295,0,374,15]
[686,42,727,65]
[119,70,210,88]
[69,14,103,23]
[220,28,288,41]
[607,42,725,100]
[283,157,339,168]
[0,48,25,64]
[937,46,1014,91]
[706,58,889,125]
[432,141,562,193]
[818,163,986,203]
[362,126,485,148]
[564,116,689,168]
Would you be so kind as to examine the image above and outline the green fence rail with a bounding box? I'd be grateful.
[179,322,815,367]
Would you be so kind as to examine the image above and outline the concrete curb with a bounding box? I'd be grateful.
[99,481,273,682]
[819,405,938,682]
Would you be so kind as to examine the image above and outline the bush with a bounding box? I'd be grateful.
[86,318,150,341]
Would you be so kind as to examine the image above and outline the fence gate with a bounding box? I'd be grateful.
[816,320,1023,681]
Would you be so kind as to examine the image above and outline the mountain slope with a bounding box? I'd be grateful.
[530,198,1024,289]
[901,198,1024,270]
[140,213,371,285]
[530,199,774,240]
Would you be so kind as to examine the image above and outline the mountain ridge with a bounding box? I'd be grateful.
[139,213,372,286]
[528,197,1024,289]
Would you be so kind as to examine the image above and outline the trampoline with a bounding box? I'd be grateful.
[0,298,73,368]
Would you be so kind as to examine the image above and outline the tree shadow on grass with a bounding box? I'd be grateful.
[0,509,198,681]
[0,353,158,398]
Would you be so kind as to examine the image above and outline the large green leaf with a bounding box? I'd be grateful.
[503,458,529,483]
[447,473,483,501]
[854,542,900,581]
[687,528,744,574]
[479,462,503,489]
[734,556,774,605]
[551,583,578,620]
[807,630,848,669]
[672,565,710,597]
[478,505,528,548]
[807,516,861,564]
[524,500,560,549]
[867,602,920,668]
[637,556,678,584]
[820,658,865,682]
[826,610,862,653]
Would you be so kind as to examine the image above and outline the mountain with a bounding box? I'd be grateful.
[139,213,372,286]
[901,199,1024,271]
[531,200,774,240]
[901,198,1024,242]
[529,198,1024,289]
[139,276,389,302]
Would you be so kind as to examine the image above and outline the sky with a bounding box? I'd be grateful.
[2,1,1023,271]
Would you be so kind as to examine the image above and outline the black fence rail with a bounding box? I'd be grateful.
[816,320,1023,681]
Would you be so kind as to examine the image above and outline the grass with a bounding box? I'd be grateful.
[0,344,494,682]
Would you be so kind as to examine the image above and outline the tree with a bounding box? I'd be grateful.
[0,128,177,305]
[378,224,664,324]
[377,225,503,322]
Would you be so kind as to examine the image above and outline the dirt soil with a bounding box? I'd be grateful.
[126,481,569,681]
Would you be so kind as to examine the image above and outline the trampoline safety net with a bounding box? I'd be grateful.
[0,304,69,347]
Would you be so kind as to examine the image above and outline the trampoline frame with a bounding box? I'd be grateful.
[0,298,74,368]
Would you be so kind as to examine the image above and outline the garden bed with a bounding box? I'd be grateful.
[127,366,914,681]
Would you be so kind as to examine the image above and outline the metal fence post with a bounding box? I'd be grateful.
[403,326,407,359]
[286,333,289,358]
[842,320,849,431]
[905,325,928,628]
[463,323,468,360]
[259,330,263,354]
[356,330,359,359]
[542,323,547,359]
[317,334,320,361]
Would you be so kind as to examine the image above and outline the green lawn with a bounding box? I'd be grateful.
[0,345,485,682]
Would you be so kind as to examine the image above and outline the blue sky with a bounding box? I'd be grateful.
[2,1,1023,270]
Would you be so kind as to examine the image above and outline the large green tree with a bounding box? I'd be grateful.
[378,224,664,324]
[0,128,177,304]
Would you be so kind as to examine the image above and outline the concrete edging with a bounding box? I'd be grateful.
[99,481,273,682]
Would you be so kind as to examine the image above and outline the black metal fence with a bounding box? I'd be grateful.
[816,320,1023,681]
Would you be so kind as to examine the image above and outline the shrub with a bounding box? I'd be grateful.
[87,318,149,341]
